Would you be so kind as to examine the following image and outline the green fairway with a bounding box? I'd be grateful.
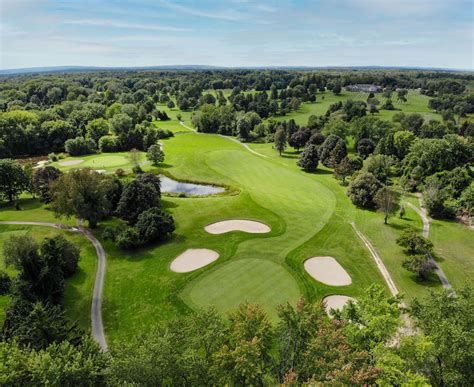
[268,90,441,126]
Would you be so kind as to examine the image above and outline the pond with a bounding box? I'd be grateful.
[160,176,225,196]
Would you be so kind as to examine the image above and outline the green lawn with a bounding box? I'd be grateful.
[266,90,441,126]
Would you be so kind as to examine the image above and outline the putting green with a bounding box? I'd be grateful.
[81,155,129,168]
[182,259,300,321]
[51,151,146,172]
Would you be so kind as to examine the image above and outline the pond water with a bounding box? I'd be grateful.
[160,176,225,196]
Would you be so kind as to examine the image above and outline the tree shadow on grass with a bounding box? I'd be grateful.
[387,222,415,232]
[281,154,299,159]
[0,198,42,211]
[161,199,178,209]
[408,272,442,288]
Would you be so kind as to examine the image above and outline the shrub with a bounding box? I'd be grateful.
[135,207,175,243]
[116,227,141,250]
[0,271,11,295]
[396,229,434,256]
[347,172,383,208]
[297,144,319,171]
[115,168,125,177]
[132,165,143,174]
[402,254,436,280]
[98,135,119,153]
[157,129,174,139]
[64,137,96,156]
[48,153,58,162]
[102,226,118,241]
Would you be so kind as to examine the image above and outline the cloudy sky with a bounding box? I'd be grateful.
[1,0,472,70]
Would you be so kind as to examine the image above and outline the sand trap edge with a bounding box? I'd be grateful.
[205,219,271,234]
[170,248,220,273]
[304,256,352,286]
[59,159,85,166]
[323,295,356,316]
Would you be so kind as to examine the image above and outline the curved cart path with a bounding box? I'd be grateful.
[0,220,108,351]
[180,121,269,158]
[404,201,452,289]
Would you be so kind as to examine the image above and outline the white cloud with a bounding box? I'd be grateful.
[63,19,192,32]
[158,0,247,21]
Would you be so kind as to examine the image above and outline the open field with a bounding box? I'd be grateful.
[268,90,441,125]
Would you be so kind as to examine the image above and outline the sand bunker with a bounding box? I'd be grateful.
[323,295,356,315]
[170,249,219,273]
[94,169,106,174]
[304,256,352,286]
[59,159,84,166]
[205,220,271,234]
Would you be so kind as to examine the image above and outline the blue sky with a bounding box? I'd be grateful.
[1,0,472,70]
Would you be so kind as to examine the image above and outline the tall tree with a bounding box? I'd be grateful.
[50,169,111,228]
[274,127,287,156]
[32,166,62,203]
[0,159,29,203]
[374,186,401,224]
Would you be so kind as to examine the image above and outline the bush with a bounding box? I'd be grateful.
[115,168,125,177]
[102,226,118,241]
[116,227,141,250]
[132,165,143,174]
[135,207,175,243]
[297,144,319,171]
[396,229,434,256]
[32,166,62,203]
[48,153,58,162]
[402,254,436,280]
[0,271,11,295]
[64,137,96,156]
[157,129,174,139]
[347,172,383,208]
[98,135,119,153]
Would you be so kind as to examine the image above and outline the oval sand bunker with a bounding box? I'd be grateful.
[59,159,84,166]
[170,249,219,273]
[323,295,356,315]
[304,256,352,286]
[205,220,270,234]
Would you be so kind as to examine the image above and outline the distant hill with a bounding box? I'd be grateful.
[0,64,471,76]
[0,65,223,75]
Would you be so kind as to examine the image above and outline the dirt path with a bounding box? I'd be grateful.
[350,222,399,296]
[404,201,452,289]
[179,121,269,158]
[0,220,108,351]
